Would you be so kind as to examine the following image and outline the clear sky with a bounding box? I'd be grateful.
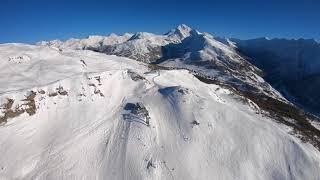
[1,0,319,43]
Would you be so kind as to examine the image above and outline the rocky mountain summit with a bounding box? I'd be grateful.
[0,25,319,180]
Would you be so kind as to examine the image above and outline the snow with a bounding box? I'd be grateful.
[0,43,319,179]
[181,32,286,101]
[37,33,133,50]
[128,32,169,45]
[36,24,198,63]
[8,55,31,63]
[232,37,320,77]
[165,24,195,41]
[231,37,320,115]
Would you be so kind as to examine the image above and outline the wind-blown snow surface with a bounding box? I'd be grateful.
[0,44,320,180]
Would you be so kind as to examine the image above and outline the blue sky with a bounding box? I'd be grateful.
[1,0,319,43]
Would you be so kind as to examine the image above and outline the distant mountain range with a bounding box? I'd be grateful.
[39,24,320,116]
[0,24,319,179]
[232,38,320,116]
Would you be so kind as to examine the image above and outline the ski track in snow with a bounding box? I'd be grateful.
[0,44,319,180]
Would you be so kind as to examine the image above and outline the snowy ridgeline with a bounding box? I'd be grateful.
[38,24,286,104]
[0,44,319,180]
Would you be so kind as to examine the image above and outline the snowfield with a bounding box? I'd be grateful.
[0,43,320,180]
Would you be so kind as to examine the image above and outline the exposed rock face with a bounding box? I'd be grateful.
[0,91,37,124]
[123,102,150,126]
[2,25,316,180]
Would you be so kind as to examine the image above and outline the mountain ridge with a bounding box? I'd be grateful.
[1,24,320,179]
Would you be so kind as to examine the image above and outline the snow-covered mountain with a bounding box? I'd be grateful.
[1,25,320,179]
[38,24,193,63]
[39,25,283,100]
[231,38,320,115]
[38,33,133,50]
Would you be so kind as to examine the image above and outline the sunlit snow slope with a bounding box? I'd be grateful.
[0,44,320,180]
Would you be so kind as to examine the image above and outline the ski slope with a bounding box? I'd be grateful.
[0,44,319,180]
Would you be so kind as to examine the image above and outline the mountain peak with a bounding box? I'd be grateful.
[166,24,195,40]
[176,24,192,32]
